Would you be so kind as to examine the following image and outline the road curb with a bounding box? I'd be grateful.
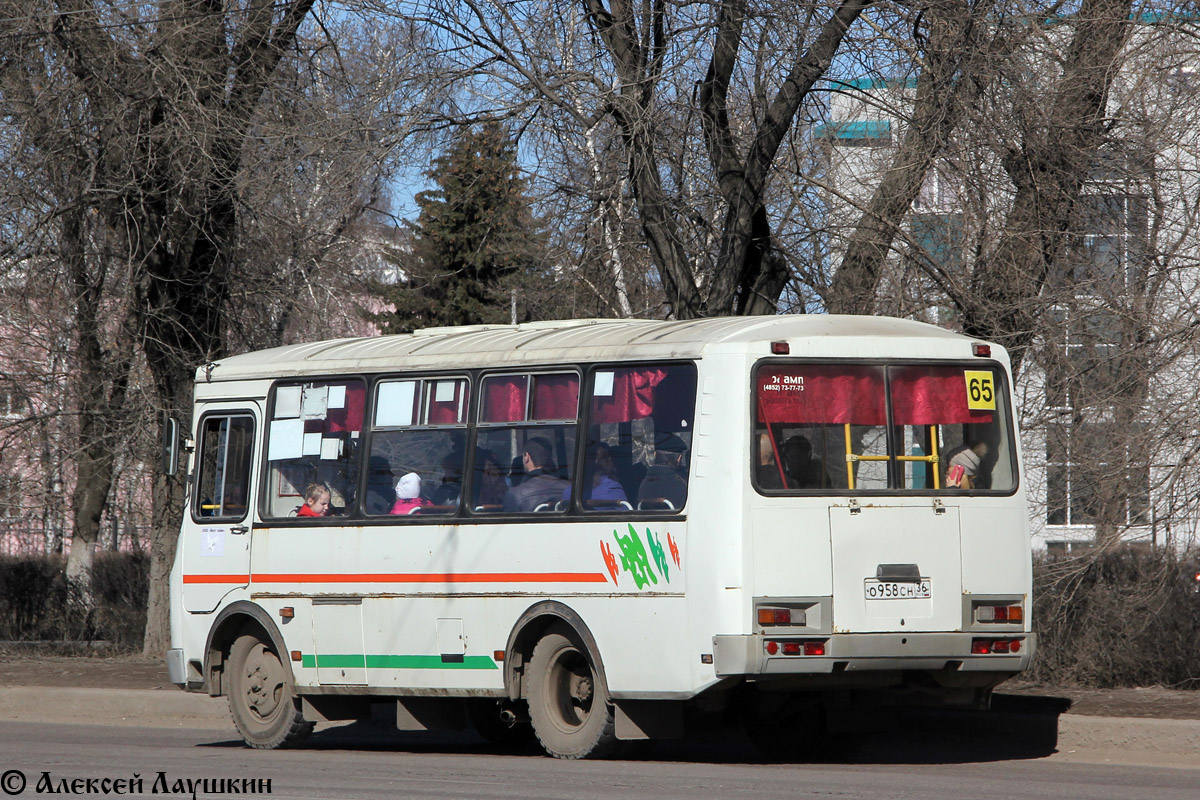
[0,687,230,729]
[1055,714,1200,764]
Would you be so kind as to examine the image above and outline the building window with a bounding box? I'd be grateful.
[814,120,892,147]
[1046,420,1149,527]
[0,474,20,519]
[0,388,24,420]
[1052,191,1148,296]
[1042,181,1150,530]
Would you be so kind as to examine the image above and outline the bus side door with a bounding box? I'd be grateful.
[181,403,262,613]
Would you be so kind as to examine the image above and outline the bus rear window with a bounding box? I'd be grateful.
[754,362,1015,494]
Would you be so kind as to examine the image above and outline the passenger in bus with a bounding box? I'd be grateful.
[637,434,689,510]
[503,436,569,512]
[391,473,431,515]
[781,435,830,489]
[296,483,331,517]
[473,450,509,507]
[945,441,989,489]
[432,450,465,506]
[568,442,628,506]
[588,443,627,502]
[364,456,397,515]
[757,434,785,490]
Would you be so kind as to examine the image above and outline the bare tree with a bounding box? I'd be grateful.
[0,19,137,599]
[825,0,991,315]
[958,0,1136,369]
[0,1,441,652]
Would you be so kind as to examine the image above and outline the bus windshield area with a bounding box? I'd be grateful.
[753,362,1016,494]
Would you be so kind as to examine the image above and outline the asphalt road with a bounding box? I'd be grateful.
[0,719,1195,800]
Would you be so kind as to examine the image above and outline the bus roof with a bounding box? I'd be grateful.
[199,315,998,382]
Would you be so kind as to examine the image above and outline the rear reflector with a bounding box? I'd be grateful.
[976,604,1023,624]
[757,606,806,626]
[758,607,792,625]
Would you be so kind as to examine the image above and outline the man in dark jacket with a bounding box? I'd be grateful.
[503,437,569,512]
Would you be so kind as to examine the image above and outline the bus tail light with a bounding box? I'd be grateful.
[771,341,790,355]
[766,639,826,656]
[976,604,1023,624]
[756,606,807,626]
[972,343,991,357]
[972,638,1022,654]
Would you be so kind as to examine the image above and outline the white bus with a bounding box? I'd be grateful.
[166,316,1034,758]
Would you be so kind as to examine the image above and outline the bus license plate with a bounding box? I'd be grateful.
[864,579,931,600]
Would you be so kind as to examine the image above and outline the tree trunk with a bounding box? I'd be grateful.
[826,0,988,315]
[699,0,874,316]
[960,0,1134,374]
[584,0,705,318]
[60,199,133,606]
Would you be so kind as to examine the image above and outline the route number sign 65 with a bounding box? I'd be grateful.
[964,370,996,411]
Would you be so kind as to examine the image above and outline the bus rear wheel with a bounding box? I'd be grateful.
[527,625,617,759]
[227,633,313,749]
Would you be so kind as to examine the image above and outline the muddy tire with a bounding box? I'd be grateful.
[227,633,313,749]
[527,625,617,759]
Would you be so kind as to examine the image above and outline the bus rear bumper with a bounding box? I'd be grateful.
[713,632,1036,677]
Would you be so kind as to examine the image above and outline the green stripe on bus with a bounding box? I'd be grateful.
[299,654,499,670]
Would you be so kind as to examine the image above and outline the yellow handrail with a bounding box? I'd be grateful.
[843,424,944,490]
[844,423,854,490]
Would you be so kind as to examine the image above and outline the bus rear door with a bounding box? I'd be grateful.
[829,504,963,633]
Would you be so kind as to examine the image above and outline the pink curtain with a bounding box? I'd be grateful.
[428,380,468,424]
[326,382,365,432]
[591,368,668,424]
[890,366,994,425]
[532,374,579,420]
[756,365,886,425]
[482,376,528,422]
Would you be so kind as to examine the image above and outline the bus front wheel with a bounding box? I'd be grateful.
[526,625,617,759]
[227,633,313,749]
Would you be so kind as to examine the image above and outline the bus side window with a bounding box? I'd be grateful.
[264,380,365,519]
[587,363,697,514]
[365,377,469,517]
[475,372,579,514]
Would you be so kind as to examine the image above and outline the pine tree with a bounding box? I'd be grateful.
[378,122,547,332]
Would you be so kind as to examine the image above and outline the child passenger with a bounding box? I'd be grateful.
[297,483,331,517]
[391,473,430,515]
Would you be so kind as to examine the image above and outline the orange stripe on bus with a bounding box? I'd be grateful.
[183,574,250,584]
[183,572,608,584]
